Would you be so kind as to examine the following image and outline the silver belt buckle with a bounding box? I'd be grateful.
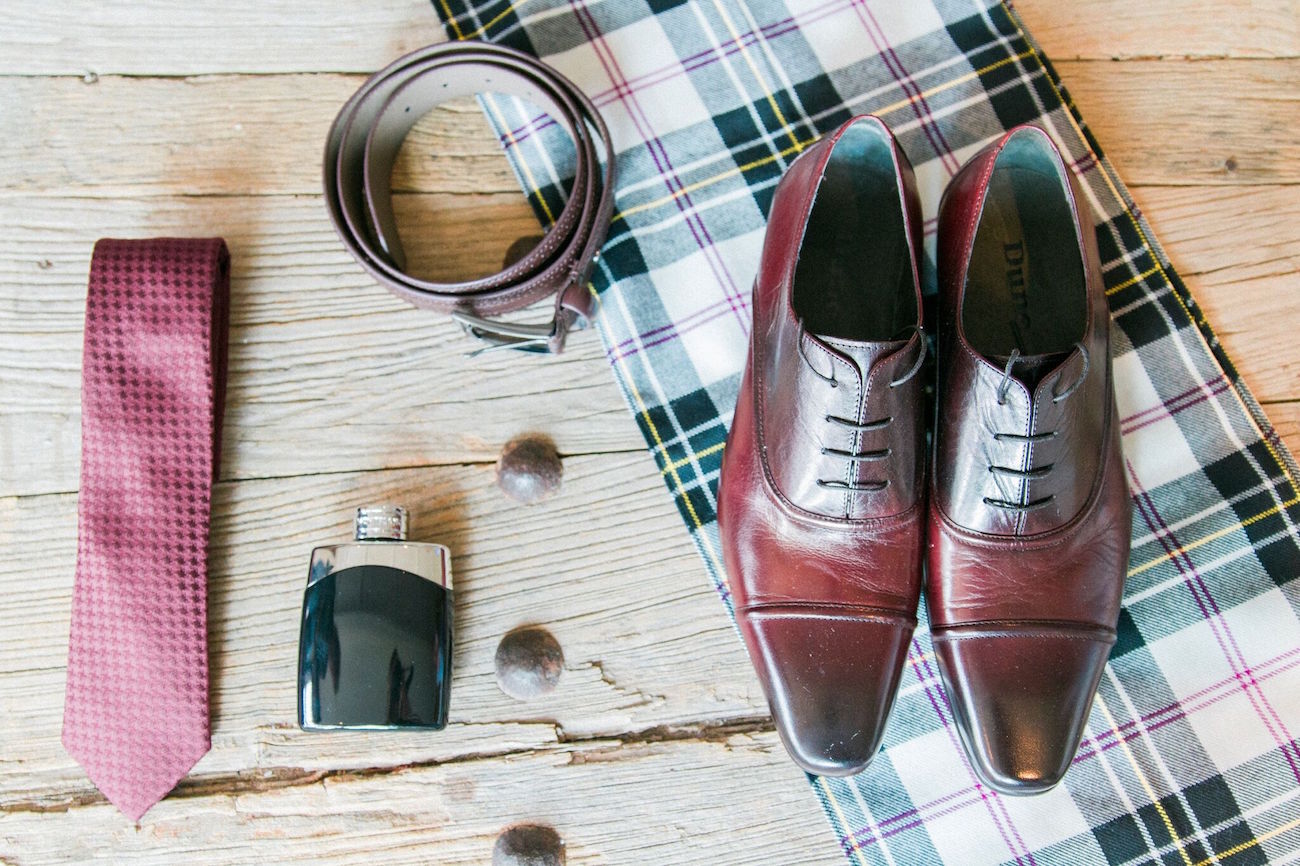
[451,309,575,356]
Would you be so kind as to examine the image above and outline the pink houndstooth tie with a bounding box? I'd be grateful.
[62,238,230,821]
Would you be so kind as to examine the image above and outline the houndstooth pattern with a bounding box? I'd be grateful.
[433,1,1300,863]
[62,238,230,822]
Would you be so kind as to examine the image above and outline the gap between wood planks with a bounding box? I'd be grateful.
[2,447,653,503]
[3,716,779,815]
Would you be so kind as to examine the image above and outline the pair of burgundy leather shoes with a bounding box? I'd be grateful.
[718,116,1131,794]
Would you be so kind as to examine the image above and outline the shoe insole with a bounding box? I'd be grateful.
[792,122,916,342]
[963,133,1086,360]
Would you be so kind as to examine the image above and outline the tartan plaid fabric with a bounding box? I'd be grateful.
[432,1,1300,863]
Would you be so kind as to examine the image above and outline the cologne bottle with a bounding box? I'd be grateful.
[297,505,453,731]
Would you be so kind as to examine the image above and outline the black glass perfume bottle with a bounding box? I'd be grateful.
[297,505,453,731]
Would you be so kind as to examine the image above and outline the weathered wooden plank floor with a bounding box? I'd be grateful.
[1,1,1296,863]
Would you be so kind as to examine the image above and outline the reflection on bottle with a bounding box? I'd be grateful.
[387,649,417,725]
[297,505,453,731]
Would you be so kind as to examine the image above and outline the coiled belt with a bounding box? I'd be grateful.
[324,41,616,354]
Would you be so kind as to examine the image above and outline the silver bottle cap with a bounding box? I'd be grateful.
[354,505,408,541]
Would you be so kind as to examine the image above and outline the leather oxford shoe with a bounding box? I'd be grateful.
[929,126,1131,794]
[719,116,927,776]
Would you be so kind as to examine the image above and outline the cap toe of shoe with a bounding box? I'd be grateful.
[742,609,914,777]
[933,626,1114,795]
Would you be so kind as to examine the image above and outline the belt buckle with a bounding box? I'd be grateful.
[451,309,575,356]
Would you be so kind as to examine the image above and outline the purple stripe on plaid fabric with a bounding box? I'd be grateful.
[606,297,746,363]
[567,2,751,337]
[980,781,1036,866]
[873,639,1038,866]
[1130,465,1300,776]
[495,5,1017,153]
[608,289,1234,398]
[1070,151,1099,174]
[605,193,1180,364]
[1074,646,1300,762]
[1121,376,1232,436]
[1126,462,1300,784]
[847,790,991,851]
[497,0,858,143]
[847,645,1300,852]
[613,321,1232,441]
[598,9,1010,367]
[850,1,961,175]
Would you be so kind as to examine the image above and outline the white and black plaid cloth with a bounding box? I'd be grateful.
[433,1,1300,863]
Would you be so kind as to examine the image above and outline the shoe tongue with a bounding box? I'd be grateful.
[990,350,1072,392]
[821,335,910,376]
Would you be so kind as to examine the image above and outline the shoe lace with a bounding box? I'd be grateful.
[985,342,1089,512]
[796,321,926,492]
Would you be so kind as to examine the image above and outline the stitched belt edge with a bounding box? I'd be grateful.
[324,40,616,354]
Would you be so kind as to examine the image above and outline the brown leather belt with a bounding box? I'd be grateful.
[324,41,616,354]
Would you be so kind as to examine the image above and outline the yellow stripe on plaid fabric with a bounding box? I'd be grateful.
[1105,264,1161,297]
[613,49,1034,226]
[608,333,726,575]
[1192,814,1300,866]
[482,93,558,226]
[1094,695,1197,866]
[659,439,727,477]
[614,137,812,223]
[439,0,465,39]
[1127,494,1300,579]
[817,776,873,866]
[708,0,807,154]
[442,0,534,40]
[872,49,1034,121]
[466,0,533,39]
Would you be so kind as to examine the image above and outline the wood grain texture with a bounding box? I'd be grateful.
[1,80,522,198]
[4,182,1293,499]
[1056,59,1300,186]
[2,0,1295,76]
[1134,185,1300,408]
[1014,0,1300,60]
[2,0,1298,862]
[0,735,839,866]
[0,454,776,807]
[1134,186,1300,284]
[1188,268,1300,408]
[4,61,1298,201]
[0,0,440,76]
[1268,402,1300,451]
[0,193,641,499]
